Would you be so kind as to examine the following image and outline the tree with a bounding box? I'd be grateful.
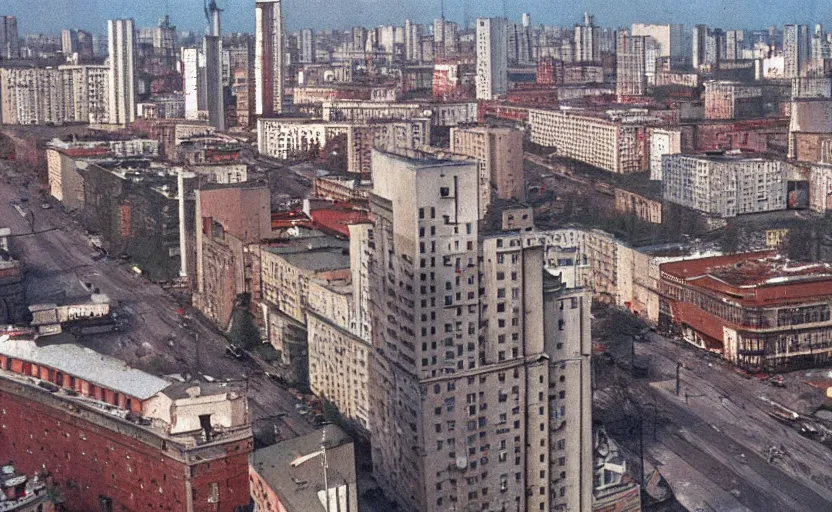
[719,222,740,254]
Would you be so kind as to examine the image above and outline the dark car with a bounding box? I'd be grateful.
[225,344,246,359]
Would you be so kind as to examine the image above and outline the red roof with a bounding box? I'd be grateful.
[271,210,312,230]
[309,207,370,238]
[661,251,832,306]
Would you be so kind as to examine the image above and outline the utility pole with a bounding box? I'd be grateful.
[195,331,201,377]
[639,414,645,490]
[675,362,682,396]
[322,428,330,512]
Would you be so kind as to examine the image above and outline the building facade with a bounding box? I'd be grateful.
[574,13,599,63]
[703,81,763,120]
[367,150,593,512]
[255,0,285,115]
[784,24,810,78]
[475,18,508,100]
[661,154,787,218]
[616,32,647,98]
[649,128,681,181]
[529,109,649,174]
[451,126,525,208]
[107,19,137,125]
[659,253,832,372]
[0,340,253,512]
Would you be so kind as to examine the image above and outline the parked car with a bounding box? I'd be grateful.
[225,344,245,359]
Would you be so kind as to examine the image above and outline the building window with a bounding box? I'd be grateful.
[440,187,450,197]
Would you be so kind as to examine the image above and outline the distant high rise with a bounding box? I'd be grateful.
[507,22,533,65]
[404,20,424,62]
[204,1,224,130]
[433,17,446,59]
[476,17,508,100]
[182,47,205,120]
[692,24,708,68]
[811,25,829,71]
[255,0,284,115]
[631,23,685,58]
[107,19,136,125]
[61,29,79,56]
[0,16,19,59]
[725,30,744,61]
[299,28,315,63]
[616,31,647,98]
[574,13,599,63]
[784,24,811,78]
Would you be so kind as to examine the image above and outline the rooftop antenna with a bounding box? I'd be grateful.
[502,0,507,19]
[440,0,445,20]
[463,0,468,30]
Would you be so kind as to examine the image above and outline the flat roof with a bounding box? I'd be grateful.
[264,236,351,272]
[661,252,832,305]
[0,339,170,400]
[251,425,353,512]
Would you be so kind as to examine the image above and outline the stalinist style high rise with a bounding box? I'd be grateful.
[367,149,593,512]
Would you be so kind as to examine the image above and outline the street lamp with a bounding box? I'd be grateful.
[291,428,332,512]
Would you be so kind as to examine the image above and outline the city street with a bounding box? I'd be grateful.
[595,312,832,512]
[0,161,312,445]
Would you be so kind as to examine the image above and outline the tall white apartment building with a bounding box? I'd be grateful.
[0,16,19,59]
[0,68,65,125]
[299,28,315,63]
[631,23,685,58]
[368,149,593,512]
[404,20,424,63]
[255,0,285,115]
[784,24,810,78]
[692,25,708,69]
[574,13,599,63]
[616,32,647,98]
[476,18,508,100]
[662,154,787,218]
[0,66,110,125]
[725,29,744,60]
[182,47,206,121]
[107,19,136,125]
[59,65,110,123]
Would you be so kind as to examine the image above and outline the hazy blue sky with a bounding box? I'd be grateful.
[0,0,830,35]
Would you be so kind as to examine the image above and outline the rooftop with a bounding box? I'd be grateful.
[661,252,832,306]
[0,338,170,400]
[264,236,351,272]
[251,425,354,512]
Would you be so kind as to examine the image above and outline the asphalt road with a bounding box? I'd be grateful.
[0,161,312,446]
[597,327,832,512]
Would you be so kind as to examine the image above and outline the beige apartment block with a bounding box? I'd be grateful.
[529,109,648,174]
[257,117,430,175]
[451,126,525,205]
[367,149,593,512]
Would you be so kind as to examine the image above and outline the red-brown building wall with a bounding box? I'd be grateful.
[0,380,252,512]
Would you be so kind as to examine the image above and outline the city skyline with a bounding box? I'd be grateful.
[3,0,832,35]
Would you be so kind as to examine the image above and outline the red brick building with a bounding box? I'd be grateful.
[0,340,253,512]
[659,252,832,372]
